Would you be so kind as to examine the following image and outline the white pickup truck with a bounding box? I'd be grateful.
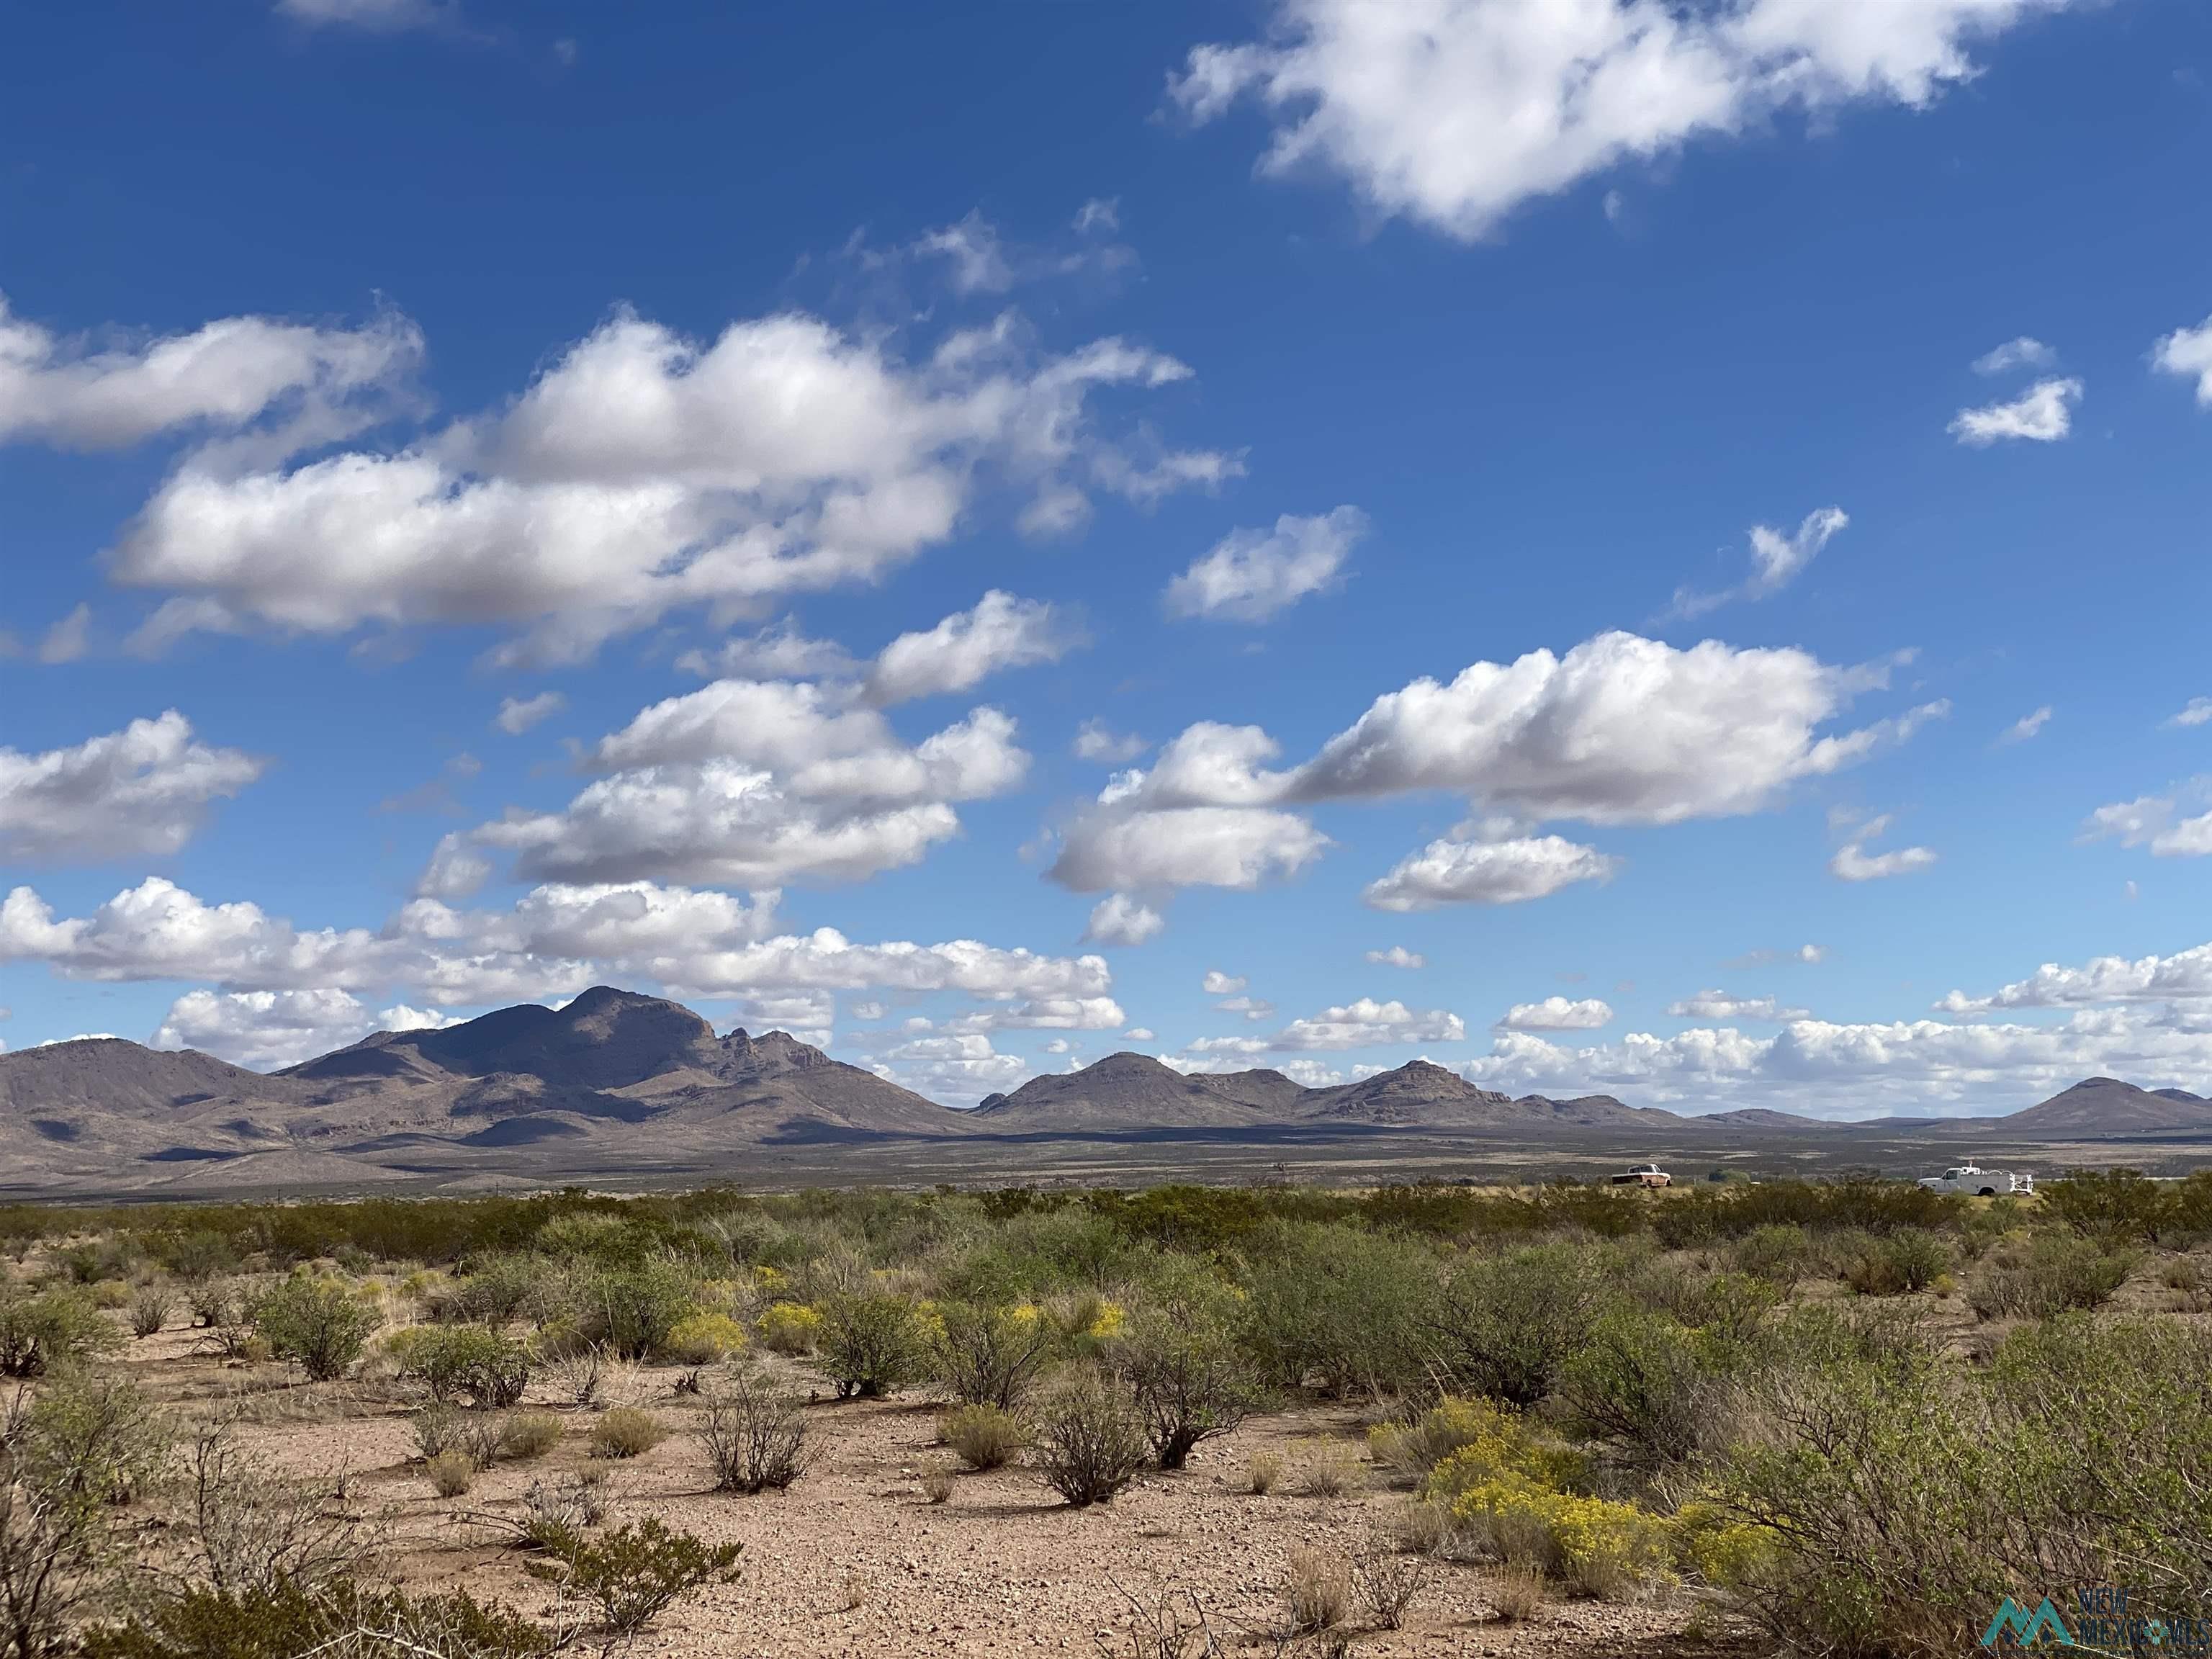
[1916,1162,2033,1197]
[1611,1163,1672,1189]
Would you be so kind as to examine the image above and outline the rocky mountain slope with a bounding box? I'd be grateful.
[3,987,2207,1193]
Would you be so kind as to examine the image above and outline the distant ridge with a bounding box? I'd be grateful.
[1,986,2208,1192]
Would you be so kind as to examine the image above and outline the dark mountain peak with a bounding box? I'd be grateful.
[1088,1051,1184,1078]
[2153,1087,2208,1104]
[721,1028,830,1074]
[2005,1076,2212,1136]
[292,986,716,1092]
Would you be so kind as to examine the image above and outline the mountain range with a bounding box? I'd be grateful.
[3,986,2209,1194]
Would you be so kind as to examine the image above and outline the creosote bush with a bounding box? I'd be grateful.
[697,1370,810,1493]
[929,1301,1051,1409]
[526,1516,740,1636]
[253,1274,380,1382]
[1032,1373,1148,1507]
[817,1292,922,1401]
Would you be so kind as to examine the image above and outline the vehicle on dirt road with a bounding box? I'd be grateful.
[1611,1163,1671,1188]
[1916,1162,2033,1196]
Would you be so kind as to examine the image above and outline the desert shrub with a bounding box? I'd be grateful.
[1114,1301,1257,1471]
[518,1473,607,1548]
[1384,1496,1452,1556]
[393,1325,531,1407]
[1031,1373,1148,1506]
[440,1254,542,1326]
[1558,1305,1725,1470]
[696,1371,810,1493]
[1441,1472,1674,1599]
[1430,1241,1616,1406]
[1370,1395,1527,1482]
[1238,1223,1441,1398]
[1731,1223,1815,1285]
[424,1449,474,1498]
[920,1464,955,1505]
[929,1301,1051,1408]
[1841,1228,1948,1296]
[500,1411,562,1461]
[456,1411,508,1472]
[175,1427,377,1599]
[754,1301,821,1356]
[2041,1168,2175,1244]
[0,1466,107,1659]
[940,1403,1024,1471]
[10,1367,171,1507]
[410,1404,462,1462]
[588,1406,665,1460]
[1966,1231,2134,1318]
[1283,1545,1352,1632]
[129,1286,175,1341]
[570,1259,698,1360]
[526,1517,740,1636]
[253,1274,380,1382]
[0,1287,114,1378]
[539,1341,610,1406]
[1489,1561,1549,1622]
[817,1292,923,1400]
[76,1578,555,1659]
[663,1310,748,1365]
[153,1230,240,1285]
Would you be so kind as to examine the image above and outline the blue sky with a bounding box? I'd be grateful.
[4,0,2211,1118]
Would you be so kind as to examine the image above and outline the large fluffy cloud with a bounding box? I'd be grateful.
[0,292,418,451]
[0,713,263,863]
[1172,0,2085,240]
[0,875,1112,1023]
[1498,997,1614,1032]
[1939,941,2212,1014]
[110,308,1231,662]
[154,989,457,1071]
[472,682,1028,889]
[1053,631,1925,894]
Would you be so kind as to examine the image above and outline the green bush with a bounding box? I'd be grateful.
[526,1517,740,1636]
[499,1411,562,1461]
[11,1366,172,1507]
[2040,1169,2175,1244]
[1430,1241,1614,1406]
[928,1301,1051,1408]
[78,1578,554,1659]
[1966,1232,2134,1318]
[817,1292,923,1401]
[1031,1373,1148,1506]
[395,1325,531,1407]
[1710,1310,2212,1656]
[1238,1223,1441,1398]
[573,1259,698,1359]
[1841,1228,1949,1297]
[0,1287,116,1377]
[1115,1303,1258,1470]
[253,1274,380,1382]
[1557,1304,1718,1470]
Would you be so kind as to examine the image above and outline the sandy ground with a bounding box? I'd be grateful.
[114,1328,1744,1658]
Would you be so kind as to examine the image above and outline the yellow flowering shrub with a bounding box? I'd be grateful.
[1416,1398,1586,1496]
[755,1300,823,1355]
[1086,1300,1125,1341]
[665,1310,749,1363]
[1671,1500,1778,1586]
[1449,1473,1676,1596]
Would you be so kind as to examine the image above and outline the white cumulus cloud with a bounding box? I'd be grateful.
[1365,832,1618,911]
[864,590,1074,704]
[494,692,565,735]
[1164,505,1367,622]
[0,713,262,864]
[1365,945,1426,969]
[1084,893,1166,947]
[1169,0,2083,240]
[1949,377,2081,445]
[1498,996,1614,1031]
[2152,313,2212,405]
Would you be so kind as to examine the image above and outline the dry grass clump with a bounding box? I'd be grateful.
[424,1448,475,1498]
[1244,1449,1283,1496]
[920,1463,956,1505]
[1292,1442,1359,1498]
[1489,1561,1550,1622]
[499,1410,562,1461]
[939,1402,1024,1470]
[1282,1545,1352,1632]
[588,1405,667,1460]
